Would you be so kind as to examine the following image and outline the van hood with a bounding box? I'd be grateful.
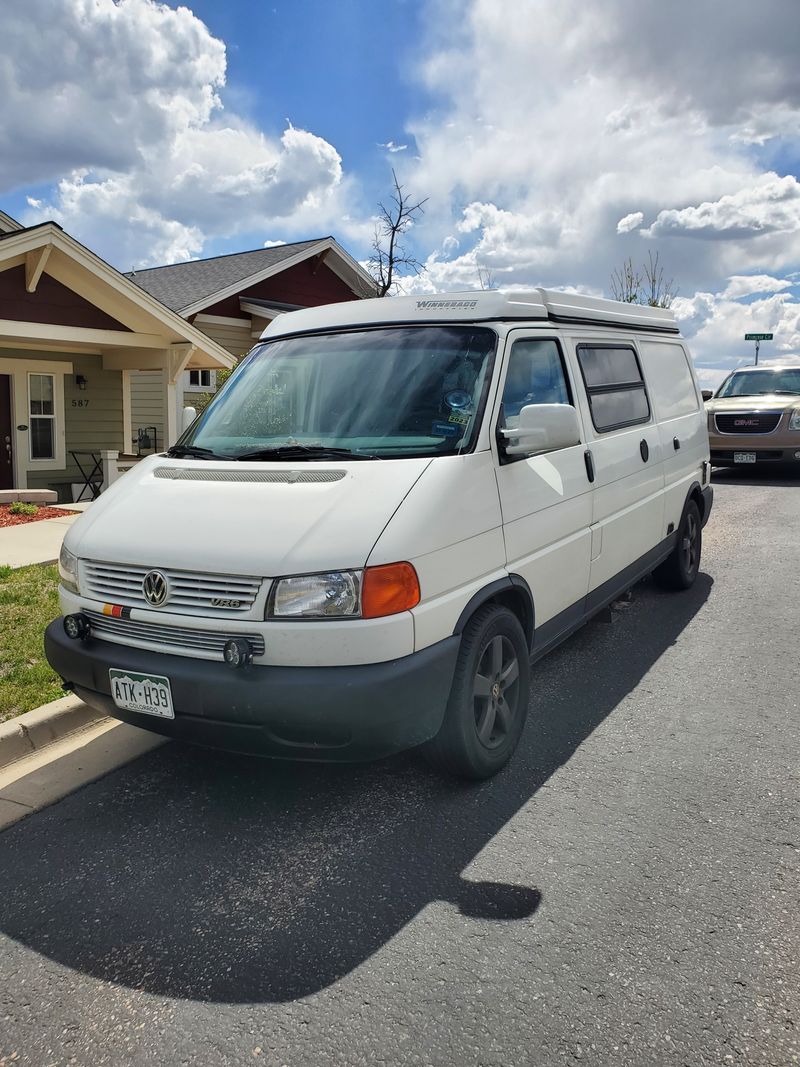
[66,453,432,577]
[706,393,800,413]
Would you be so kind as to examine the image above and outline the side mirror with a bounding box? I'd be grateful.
[181,406,198,433]
[701,389,714,402]
[499,403,581,457]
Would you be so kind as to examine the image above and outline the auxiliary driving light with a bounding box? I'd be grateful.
[794,451,800,460]
[63,613,91,641]
[223,638,253,669]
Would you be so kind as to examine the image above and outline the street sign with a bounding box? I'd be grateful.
[744,333,773,341]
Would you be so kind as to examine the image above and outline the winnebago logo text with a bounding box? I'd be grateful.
[416,299,479,310]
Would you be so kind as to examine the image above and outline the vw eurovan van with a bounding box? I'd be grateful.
[46,289,713,779]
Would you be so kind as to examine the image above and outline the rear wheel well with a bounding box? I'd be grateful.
[689,483,705,523]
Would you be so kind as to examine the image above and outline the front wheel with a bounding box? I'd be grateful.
[653,499,702,591]
[423,604,530,780]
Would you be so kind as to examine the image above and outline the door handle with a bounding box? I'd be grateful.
[584,448,595,483]
[640,439,650,462]
[673,436,681,450]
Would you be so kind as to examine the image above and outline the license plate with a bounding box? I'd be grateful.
[733,452,757,464]
[109,670,174,718]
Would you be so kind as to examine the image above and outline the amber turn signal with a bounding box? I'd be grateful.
[361,562,420,619]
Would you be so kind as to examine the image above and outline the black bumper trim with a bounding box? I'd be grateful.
[45,621,460,762]
[701,485,714,527]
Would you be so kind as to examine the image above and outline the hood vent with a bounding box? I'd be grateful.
[154,466,346,484]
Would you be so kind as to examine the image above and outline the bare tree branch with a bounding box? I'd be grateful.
[477,266,497,290]
[368,169,428,297]
[642,249,677,308]
[610,257,642,303]
[610,251,677,308]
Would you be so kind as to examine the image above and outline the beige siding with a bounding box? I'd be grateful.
[130,370,166,452]
[196,321,254,359]
[20,351,124,497]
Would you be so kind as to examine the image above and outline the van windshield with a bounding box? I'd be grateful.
[180,326,497,460]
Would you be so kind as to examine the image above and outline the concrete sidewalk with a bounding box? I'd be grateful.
[0,503,90,568]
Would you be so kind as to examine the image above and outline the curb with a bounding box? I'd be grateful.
[0,695,107,772]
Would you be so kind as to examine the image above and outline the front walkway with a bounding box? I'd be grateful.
[0,504,89,568]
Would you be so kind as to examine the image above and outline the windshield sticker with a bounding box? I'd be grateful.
[448,411,469,426]
[431,421,460,438]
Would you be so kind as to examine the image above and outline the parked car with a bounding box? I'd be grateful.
[46,289,712,779]
[704,364,800,467]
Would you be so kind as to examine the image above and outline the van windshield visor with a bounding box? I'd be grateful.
[180,326,497,460]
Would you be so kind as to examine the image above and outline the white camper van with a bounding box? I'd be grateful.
[46,289,712,779]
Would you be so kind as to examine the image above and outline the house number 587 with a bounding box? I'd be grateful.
[71,399,90,408]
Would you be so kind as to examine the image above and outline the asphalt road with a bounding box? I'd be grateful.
[1,471,798,1066]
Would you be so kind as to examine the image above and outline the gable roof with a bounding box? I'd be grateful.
[126,236,377,316]
[0,210,24,234]
[0,221,235,369]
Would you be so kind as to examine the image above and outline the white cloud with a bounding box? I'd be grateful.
[722,275,794,299]
[398,0,800,369]
[378,141,408,153]
[4,0,347,266]
[643,174,800,240]
[673,291,800,367]
[617,212,644,234]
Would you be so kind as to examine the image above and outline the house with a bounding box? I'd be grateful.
[0,212,234,500]
[126,238,377,448]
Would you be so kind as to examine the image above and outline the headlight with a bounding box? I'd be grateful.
[789,409,800,430]
[268,563,421,620]
[58,543,80,595]
[270,571,361,618]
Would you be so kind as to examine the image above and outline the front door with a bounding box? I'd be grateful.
[494,333,593,633]
[0,375,13,489]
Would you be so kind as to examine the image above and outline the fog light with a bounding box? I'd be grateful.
[223,638,252,669]
[794,451,800,460]
[63,613,90,641]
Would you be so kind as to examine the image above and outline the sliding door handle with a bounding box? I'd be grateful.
[584,448,595,483]
[673,436,681,450]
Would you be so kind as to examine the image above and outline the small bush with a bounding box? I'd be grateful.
[9,501,39,516]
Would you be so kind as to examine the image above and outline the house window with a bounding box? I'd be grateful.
[189,370,212,387]
[28,373,55,459]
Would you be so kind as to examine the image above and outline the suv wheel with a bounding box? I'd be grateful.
[423,604,530,779]
[653,499,702,591]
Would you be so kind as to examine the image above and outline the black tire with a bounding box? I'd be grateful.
[653,499,702,591]
[423,604,530,780]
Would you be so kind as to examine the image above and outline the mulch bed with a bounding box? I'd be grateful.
[0,504,75,528]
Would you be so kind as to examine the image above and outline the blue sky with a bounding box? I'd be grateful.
[2,0,800,380]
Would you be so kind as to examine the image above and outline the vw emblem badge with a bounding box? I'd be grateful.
[142,570,169,607]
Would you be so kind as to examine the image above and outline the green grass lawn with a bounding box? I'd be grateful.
[0,563,63,722]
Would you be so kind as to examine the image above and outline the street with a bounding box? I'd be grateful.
[1,473,798,1066]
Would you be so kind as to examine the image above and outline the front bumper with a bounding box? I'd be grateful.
[710,443,800,465]
[45,620,460,762]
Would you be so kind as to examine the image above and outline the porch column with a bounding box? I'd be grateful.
[165,343,196,446]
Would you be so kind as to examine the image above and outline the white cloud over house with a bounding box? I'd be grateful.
[3,0,348,266]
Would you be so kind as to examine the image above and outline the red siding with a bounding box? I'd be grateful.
[0,265,131,331]
[202,259,363,319]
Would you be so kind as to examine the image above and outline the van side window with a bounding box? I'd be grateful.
[637,341,699,419]
[576,344,650,432]
[501,339,571,427]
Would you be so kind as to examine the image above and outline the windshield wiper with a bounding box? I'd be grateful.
[234,445,377,462]
[165,444,227,460]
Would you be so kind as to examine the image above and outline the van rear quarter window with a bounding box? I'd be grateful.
[638,341,699,420]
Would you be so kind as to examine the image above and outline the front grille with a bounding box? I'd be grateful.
[714,412,782,435]
[84,611,265,661]
[82,560,263,616]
